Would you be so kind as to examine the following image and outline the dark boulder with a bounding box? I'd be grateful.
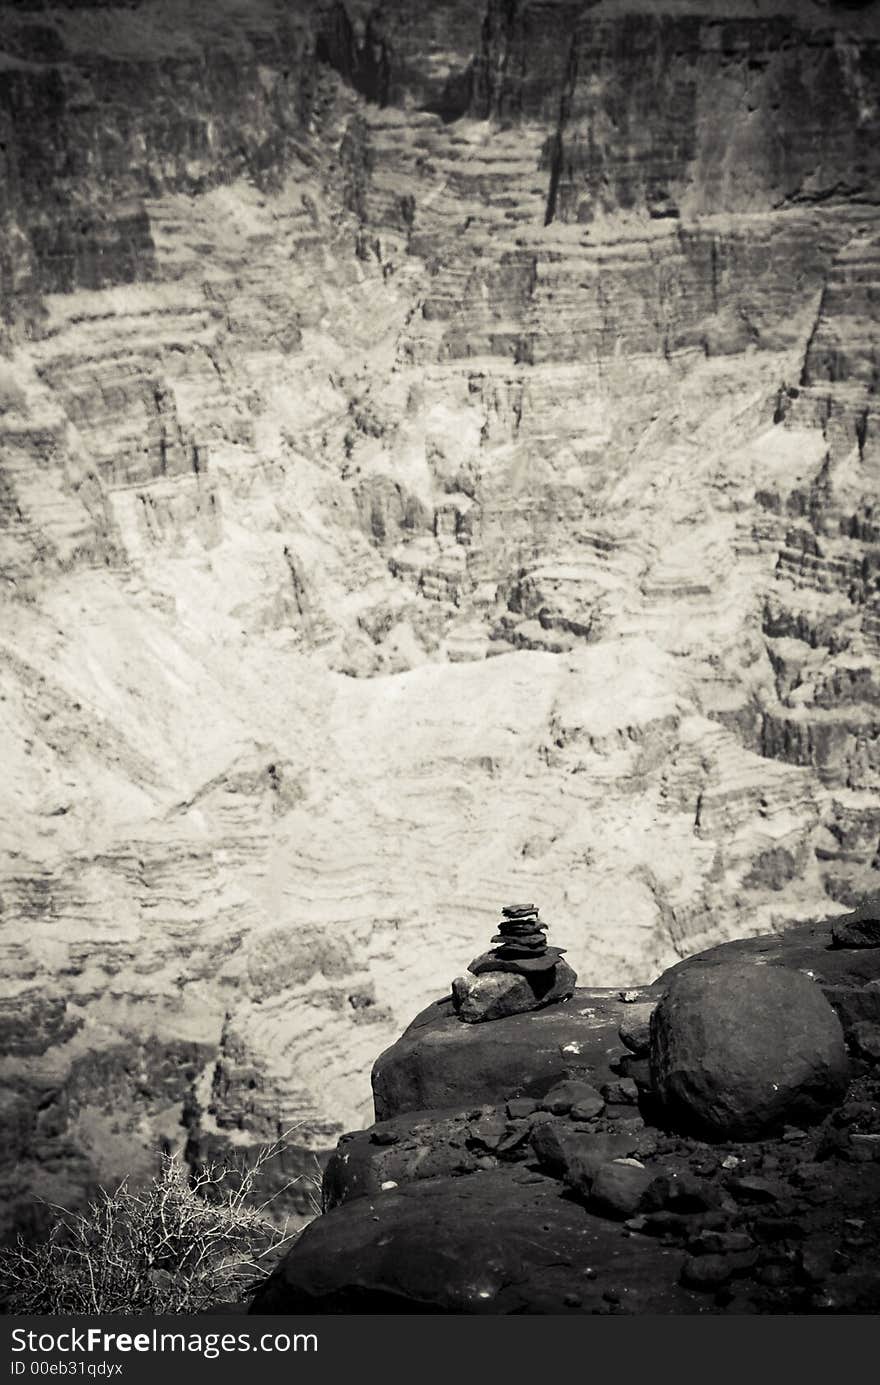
[650,962,849,1140]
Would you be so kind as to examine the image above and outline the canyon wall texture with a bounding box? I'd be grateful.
[1,0,879,1239]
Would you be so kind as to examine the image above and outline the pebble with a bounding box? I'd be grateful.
[540,1080,604,1116]
[688,1230,754,1256]
[645,1171,717,1213]
[570,1097,605,1121]
[726,1176,778,1204]
[370,1128,400,1146]
[496,1123,531,1158]
[506,1098,538,1120]
[756,1262,793,1287]
[601,1078,639,1106]
[617,1003,656,1057]
[751,1216,804,1243]
[681,1254,732,1289]
[589,1161,654,1220]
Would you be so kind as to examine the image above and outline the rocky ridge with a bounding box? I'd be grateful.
[253,908,880,1314]
[1,0,879,1238]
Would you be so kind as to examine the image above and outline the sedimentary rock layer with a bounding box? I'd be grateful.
[0,0,878,1237]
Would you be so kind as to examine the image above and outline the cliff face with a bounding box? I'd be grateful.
[1,0,879,1239]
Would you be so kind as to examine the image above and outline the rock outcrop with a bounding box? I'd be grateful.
[1,0,879,1238]
[252,911,880,1314]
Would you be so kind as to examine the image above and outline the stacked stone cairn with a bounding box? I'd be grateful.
[451,902,578,1024]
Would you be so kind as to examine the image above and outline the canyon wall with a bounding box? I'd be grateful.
[1,0,878,1239]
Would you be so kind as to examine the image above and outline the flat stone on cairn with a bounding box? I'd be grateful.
[452,902,577,1023]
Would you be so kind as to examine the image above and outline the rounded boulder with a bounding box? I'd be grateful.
[649,962,849,1140]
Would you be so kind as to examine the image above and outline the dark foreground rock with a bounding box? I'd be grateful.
[371,985,659,1121]
[253,915,880,1315]
[252,1169,704,1314]
[650,963,849,1139]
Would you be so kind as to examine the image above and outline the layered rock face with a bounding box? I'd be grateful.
[1,0,879,1238]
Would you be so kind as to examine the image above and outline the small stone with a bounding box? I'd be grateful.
[849,1132,880,1159]
[689,1230,754,1256]
[531,1124,641,1191]
[836,1099,879,1127]
[370,1128,400,1146]
[496,1123,532,1159]
[380,1180,398,1191]
[539,1079,604,1116]
[491,938,549,955]
[589,1161,654,1220]
[618,1003,656,1057]
[501,903,538,917]
[641,1211,695,1240]
[726,1176,779,1205]
[601,1078,639,1106]
[721,1155,739,1170]
[850,1021,880,1063]
[800,1246,834,1284]
[756,1262,793,1288]
[644,1171,717,1213]
[604,1110,645,1132]
[506,1098,537,1120]
[466,1113,508,1151]
[570,1097,605,1122]
[468,948,568,976]
[528,1120,584,1176]
[681,1254,732,1289]
[751,1216,804,1242]
[452,971,541,1023]
[618,1055,652,1090]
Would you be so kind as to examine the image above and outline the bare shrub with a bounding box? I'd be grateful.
[0,1139,320,1315]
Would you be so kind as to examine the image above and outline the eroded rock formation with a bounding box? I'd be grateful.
[1,0,879,1237]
